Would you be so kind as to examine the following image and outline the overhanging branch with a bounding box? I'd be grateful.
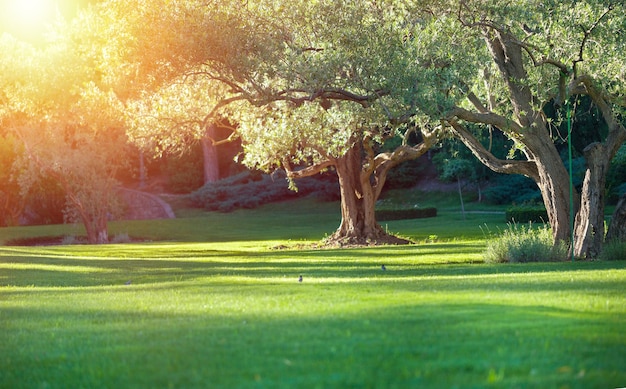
[446,120,539,179]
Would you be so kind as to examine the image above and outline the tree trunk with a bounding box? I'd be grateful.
[201,124,220,184]
[457,176,466,220]
[328,142,408,246]
[84,215,109,244]
[533,159,573,245]
[574,143,610,258]
[606,192,626,243]
[139,150,147,189]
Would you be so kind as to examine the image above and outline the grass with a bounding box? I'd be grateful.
[1,197,626,388]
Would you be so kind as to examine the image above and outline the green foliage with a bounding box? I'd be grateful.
[163,144,204,194]
[505,206,549,223]
[483,174,542,205]
[383,159,426,189]
[438,159,475,183]
[375,208,437,221]
[599,241,626,261]
[483,223,568,263]
[25,177,66,225]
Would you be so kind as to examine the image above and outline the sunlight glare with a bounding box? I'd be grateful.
[7,0,56,26]
[1,0,60,43]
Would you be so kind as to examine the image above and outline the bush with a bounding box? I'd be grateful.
[189,171,340,212]
[598,241,626,261]
[163,145,204,194]
[384,159,426,189]
[483,174,541,205]
[376,208,437,221]
[111,233,132,244]
[483,223,568,263]
[505,206,548,223]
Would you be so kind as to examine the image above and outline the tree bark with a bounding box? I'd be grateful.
[329,142,396,245]
[574,143,610,258]
[606,193,626,243]
[285,132,437,246]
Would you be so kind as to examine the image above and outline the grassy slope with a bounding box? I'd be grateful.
[1,196,625,388]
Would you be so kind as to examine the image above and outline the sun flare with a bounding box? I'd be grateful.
[6,0,57,26]
[1,0,62,43]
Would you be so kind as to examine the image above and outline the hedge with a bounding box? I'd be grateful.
[505,206,549,223]
[375,208,437,221]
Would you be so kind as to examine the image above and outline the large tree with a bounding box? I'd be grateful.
[119,0,443,245]
[406,0,625,257]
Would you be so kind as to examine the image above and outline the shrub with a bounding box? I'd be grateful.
[163,145,204,194]
[61,235,81,245]
[189,171,340,212]
[598,241,626,261]
[111,233,132,244]
[483,223,568,263]
[483,174,541,205]
[384,159,426,189]
[505,206,548,223]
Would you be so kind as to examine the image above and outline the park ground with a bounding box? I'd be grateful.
[1,193,625,388]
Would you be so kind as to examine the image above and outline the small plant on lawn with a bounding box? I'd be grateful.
[598,241,626,261]
[483,223,568,263]
[61,235,80,245]
[111,232,132,244]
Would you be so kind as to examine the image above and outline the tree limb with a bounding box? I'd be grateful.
[447,106,525,136]
[573,4,615,78]
[446,120,539,179]
[282,157,335,180]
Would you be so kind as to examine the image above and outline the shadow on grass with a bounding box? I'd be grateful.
[2,247,625,292]
[1,296,625,388]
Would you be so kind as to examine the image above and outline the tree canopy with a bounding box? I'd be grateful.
[0,0,623,252]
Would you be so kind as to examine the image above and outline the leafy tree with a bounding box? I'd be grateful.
[0,26,130,243]
[438,158,475,219]
[118,0,442,245]
[408,0,626,257]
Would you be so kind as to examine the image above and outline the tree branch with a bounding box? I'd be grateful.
[282,157,335,180]
[573,4,615,78]
[447,106,525,136]
[446,120,539,179]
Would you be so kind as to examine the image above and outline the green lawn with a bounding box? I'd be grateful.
[1,198,625,388]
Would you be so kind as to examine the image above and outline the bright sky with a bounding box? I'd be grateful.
[0,0,82,44]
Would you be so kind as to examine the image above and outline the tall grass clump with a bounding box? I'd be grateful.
[598,241,626,261]
[483,223,568,263]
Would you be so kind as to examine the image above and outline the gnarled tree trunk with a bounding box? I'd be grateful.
[329,142,407,246]
[606,193,626,243]
[574,143,610,258]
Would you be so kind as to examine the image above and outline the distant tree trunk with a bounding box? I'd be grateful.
[201,124,220,184]
[139,150,147,189]
[607,193,626,243]
[457,176,466,220]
